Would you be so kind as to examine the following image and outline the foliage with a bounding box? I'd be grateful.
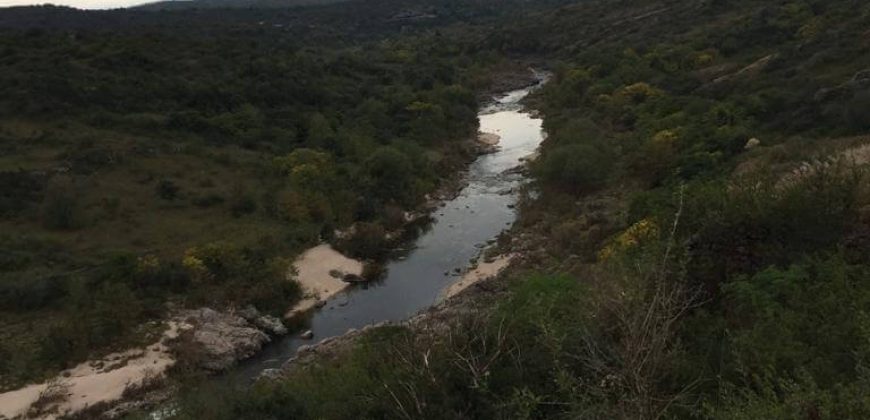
[0,0,497,387]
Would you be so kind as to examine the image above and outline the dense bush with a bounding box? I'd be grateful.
[338,222,390,260]
[40,177,85,230]
[533,142,614,192]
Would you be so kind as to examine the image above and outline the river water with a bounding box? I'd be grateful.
[229,77,547,382]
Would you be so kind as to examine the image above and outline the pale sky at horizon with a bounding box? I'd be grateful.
[0,0,168,9]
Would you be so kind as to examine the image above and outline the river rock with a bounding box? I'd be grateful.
[258,368,282,381]
[238,305,288,336]
[252,315,288,336]
[179,308,271,371]
[300,330,314,339]
[238,305,260,321]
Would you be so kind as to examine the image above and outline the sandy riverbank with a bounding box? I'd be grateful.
[284,244,363,319]
[0,322,187,420]
[443,254,513,300]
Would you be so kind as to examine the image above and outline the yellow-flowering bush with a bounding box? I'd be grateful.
[182,251,209,283]
[598,218,660,261]
[135,255,160,275]
[651,129,679,147]
[616,82,663,104]
[693,50,718,68]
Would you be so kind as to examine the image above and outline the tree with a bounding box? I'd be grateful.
[306,113,336,150]
[365,146,415,204]
[273,148,336,192]
[534,143,614,193]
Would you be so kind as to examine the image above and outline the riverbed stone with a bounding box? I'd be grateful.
[238,305,259,321]
[252,315,288,336]
[237,305,288,336]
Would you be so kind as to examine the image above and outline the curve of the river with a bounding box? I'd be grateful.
[230,76,547,382]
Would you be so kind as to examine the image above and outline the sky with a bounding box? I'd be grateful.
[0,0,159,9]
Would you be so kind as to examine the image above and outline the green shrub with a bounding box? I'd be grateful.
[365,146,415,205]
[0,170,43,217]
[229,192,257,218]
[40,178,85,230]
[722,255,870,387]
[0,275,66,311]
[339,222,389,260]
[193,193,224,208]
[844,89,870,131]
[533,143,614,193]
[156,179,181,200]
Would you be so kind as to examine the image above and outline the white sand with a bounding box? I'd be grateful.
[478,132,501,146]
[0,322,188,420]
[444,254,513,299]
[284,244,363,319]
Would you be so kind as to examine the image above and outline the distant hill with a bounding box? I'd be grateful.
[134,0,350,11]
[0,0,571,38]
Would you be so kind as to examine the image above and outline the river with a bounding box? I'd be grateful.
[228,75,548,382]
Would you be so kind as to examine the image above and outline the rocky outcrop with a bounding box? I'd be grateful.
[711,53,778,85]
[814,68,870,101]
[177,308,271,371]
[238,305,289,336]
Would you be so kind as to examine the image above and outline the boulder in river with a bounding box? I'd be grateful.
[300,330,314,340]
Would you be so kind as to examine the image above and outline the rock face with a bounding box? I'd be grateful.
[179,308,271,371]
[814,68,870,101]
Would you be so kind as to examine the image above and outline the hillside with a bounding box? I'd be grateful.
[178,0,870,418]
[0,0,500,392]
[134,0,349,10]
